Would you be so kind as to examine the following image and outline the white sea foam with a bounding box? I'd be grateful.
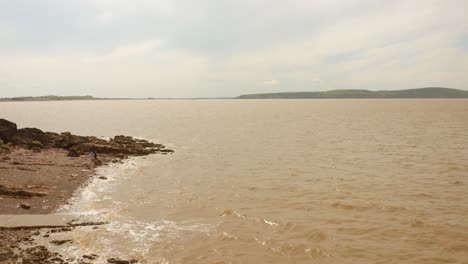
[45,156,211,263]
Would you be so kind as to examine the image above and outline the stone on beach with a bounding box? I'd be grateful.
[0,119,17,143]
[19,203,31,210]
[11,128,46,147]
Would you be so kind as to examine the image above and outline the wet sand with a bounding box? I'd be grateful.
[0,147,109,214]
[0,147,115,263]
[0,117,171,263]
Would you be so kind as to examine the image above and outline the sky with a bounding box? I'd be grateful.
[0,0,467,98]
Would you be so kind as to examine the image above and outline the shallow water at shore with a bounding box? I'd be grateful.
[1,99,468,263]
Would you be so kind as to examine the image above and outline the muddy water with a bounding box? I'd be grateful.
[1,99,468,263]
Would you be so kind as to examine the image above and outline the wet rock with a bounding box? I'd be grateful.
[50,227,72,233]
[22,245,63,264]
[107,258,138,264]
[0,119,17,143]
[12,128,46,146]
[50,239,72,246]
[0,185,47,198]
[83,254,98,260]
[20,203,31,209]
[68,221,107,227]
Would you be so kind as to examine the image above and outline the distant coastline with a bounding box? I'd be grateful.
[2,87,468,101]
[237,87,468,99]
[0,95,127,102]
[0,95,231,102]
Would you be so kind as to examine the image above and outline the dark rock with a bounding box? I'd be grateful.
[68,221,107,227]
[1,119,174,167]
[20,203,31,209]
[60,132,89,148]
[112,135,134,144]
[44,132,65,147]
[11,127,46,146]
[29,140,43,149]
[0,185,46,198]
[83,254,98,260]
[22,245,63,263]
[107,258,138,264]
[50,227,72,233]
[50,239,72,246]
[0,119,17,143]
[98,176,108,180]
[67,148,80,157]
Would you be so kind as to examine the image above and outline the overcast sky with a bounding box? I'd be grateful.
[0,0,467,98]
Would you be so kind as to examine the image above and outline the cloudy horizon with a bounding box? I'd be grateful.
[1,0,467,98]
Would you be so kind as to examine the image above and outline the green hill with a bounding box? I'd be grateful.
[237,87,468,99]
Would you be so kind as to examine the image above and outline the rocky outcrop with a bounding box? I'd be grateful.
[11,128,46,147]
[0,185,47,199]
[0,119,173,157]
[0,119,17,143]
[107,258,138,264]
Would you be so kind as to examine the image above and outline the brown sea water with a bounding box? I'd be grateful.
[1,99,468,263]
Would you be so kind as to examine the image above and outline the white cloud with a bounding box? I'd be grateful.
[0,0,467,97]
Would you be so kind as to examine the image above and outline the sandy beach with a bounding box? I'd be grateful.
[0,119,172,263]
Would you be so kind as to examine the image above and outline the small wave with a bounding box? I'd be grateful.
[219,208,280,228]
[46,156,211,262]
[40,219,211,263]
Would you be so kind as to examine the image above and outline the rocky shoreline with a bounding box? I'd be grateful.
[0,119,173,263]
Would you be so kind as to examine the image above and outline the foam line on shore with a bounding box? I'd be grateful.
[42,154,210,262]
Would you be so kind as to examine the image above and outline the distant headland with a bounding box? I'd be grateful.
[2,87,468,101]
[0,95,228,102]
[0,95,99,102]
[237,87,468,99]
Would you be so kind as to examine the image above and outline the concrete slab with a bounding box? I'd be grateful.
[0,214,74,229]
